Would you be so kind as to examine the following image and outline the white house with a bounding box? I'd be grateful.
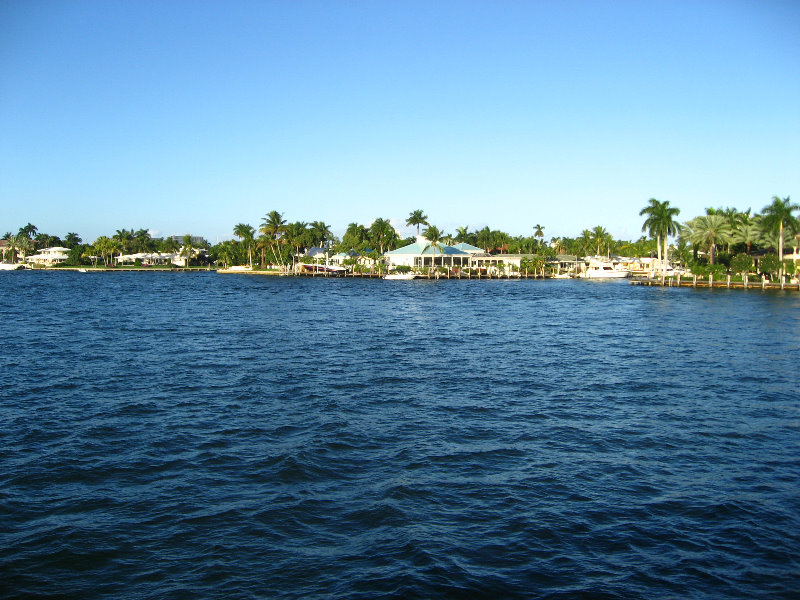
[328,251,378,269]
[384,237,471,269]
[116,252,179,266]
[25,247,71,265]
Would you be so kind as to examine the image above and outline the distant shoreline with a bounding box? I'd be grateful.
[8,267,799,291]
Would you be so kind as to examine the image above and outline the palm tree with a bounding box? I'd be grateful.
[35,233,54,249]
[531,254,546,278]
[216,241,236,269]
[731,221,761,255]
[640,198,681,274]
[285,221,310,266]
[406,209,429,236]
[133,228,153,253]
[493,231,510,254]
[760,196,799,280]
[719,207,749,253]
[640,198,665,266]
[180,234,195,267]
[232,223,255,268]
[18,223,37,241]
[17,236,33,260]
[579,229,594,256]
[475,226,493,253]
[92,236,116,266]
[684,215,732,265]
[91,236,108,265]
[259,211,287,267]
[422,224,444,274]
[3,233,19,263]
[255,235,270,269]
[160,236,180,255]
[309,221,333,249]
[455,226,470,243]
[533,224,545,248]
[113,229,134,255]
[64,232,82,249]
[369,218,398,254]
[590,226,610,256]
[111,239,122,264]
[341,222,368,252]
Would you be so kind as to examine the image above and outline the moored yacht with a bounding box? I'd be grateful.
[580,257,631,279]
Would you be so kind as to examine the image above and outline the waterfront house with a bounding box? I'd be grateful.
[385,237,471,269]
[470,254,531,274]
[303,247,328,262]
[25,246,71,266]
[116,252,179,266]
[327,251,378,270]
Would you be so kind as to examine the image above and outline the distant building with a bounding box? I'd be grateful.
[168,235,209,247]
[25,247,71,265]
[385,237,471,269]
[116,252,179,266]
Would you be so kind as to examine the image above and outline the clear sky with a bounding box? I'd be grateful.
[1,0,798,244]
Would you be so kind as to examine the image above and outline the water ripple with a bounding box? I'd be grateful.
[1,273,799,598]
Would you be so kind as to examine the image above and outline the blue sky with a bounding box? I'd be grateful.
[1,0,798,244]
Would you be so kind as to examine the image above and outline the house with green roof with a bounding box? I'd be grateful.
[385,237,471,269]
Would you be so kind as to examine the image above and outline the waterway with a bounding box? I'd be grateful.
[1,272,798,598]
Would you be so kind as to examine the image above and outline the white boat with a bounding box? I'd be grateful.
[295,263,347,275]
[384,273,418,280]
[0,263,22,271]
[581,258,631,279]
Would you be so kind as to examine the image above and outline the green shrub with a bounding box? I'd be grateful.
[730,253,754,276]
[759,254,780,279]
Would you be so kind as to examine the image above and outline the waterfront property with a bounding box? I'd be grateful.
[24,246,71,266]
[326,251,378,270]
[579,256,632,278]
[385,238,547,276]
[115,246,204,267]
[116,252,179,266]
[385,237,472,269]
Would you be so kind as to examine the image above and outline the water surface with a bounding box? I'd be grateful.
[1,273,798,598]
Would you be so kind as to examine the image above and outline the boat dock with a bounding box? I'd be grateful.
[290,271,550,279]
[630,275,800,291]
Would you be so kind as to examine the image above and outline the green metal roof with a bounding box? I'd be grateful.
[385,242,470,256]
[452,242,483,252]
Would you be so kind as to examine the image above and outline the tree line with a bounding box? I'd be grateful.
[3,196,797,278]
[639,195,799,280]
[1,226,211,267]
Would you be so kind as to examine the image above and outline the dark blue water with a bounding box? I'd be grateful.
[1,272,799,599]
